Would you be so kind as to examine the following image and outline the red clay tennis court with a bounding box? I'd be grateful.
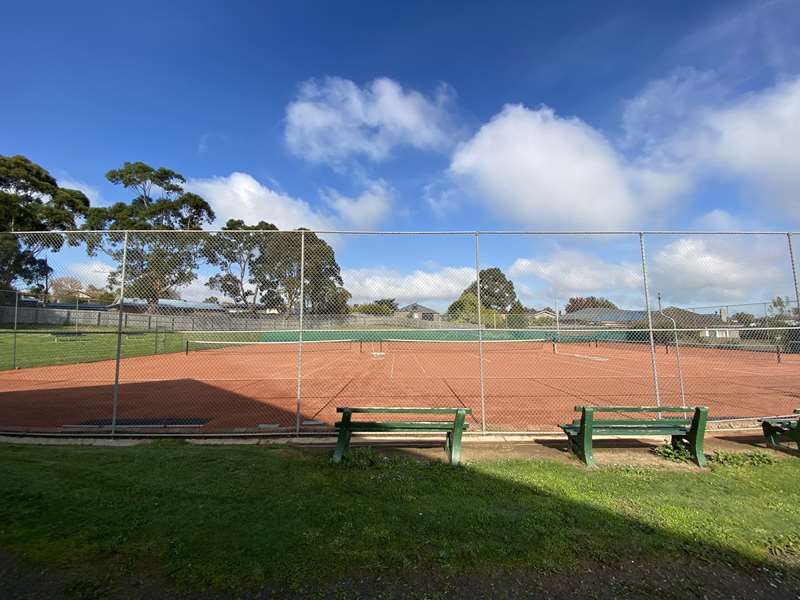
[1,336,798,433]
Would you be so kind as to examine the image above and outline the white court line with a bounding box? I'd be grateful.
[712,366,776,377]
[555,352,608,362]
[300,353,351,377]
[412,353,427,375]
[390,354,396,378]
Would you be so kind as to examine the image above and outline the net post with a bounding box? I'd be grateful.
[639,232,661,416]
[111,231,129,435]
[475,232,486,433]
[295,230,306,436]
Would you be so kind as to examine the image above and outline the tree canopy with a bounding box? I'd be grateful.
[0,155,90,290]
[464,267,517,312]
[564,296,618,313]
[83,162,215,312]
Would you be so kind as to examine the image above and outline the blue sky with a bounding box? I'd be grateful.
[2,0,800,311]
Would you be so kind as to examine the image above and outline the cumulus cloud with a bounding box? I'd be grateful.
[342,266,475,306]
[285,77,456,164]
[186,172,391,230]
[449,105,688,228]
[67,260,116,288]
[57,177,103,206]
[623,72,800,220]
[322,180,392,229]
[508,236,789,308]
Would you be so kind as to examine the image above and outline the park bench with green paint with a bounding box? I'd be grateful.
[761,409,800,453]
[560,406,708,468]
[333,407,471,465]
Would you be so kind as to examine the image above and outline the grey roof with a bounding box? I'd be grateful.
[399,302,439,314]
[111,298,225,311]
[561,308,648,323]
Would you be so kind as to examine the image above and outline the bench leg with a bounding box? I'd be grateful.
[686,407,707,468]
[762,422,780,450]
[332,412,352,463]
[447,410,466,466]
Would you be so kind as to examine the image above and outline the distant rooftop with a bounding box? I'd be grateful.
[399,302,439,314]
[561,308,648,323]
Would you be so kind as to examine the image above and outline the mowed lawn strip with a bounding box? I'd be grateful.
[0,442,798,590]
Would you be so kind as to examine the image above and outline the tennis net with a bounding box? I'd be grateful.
[381,338,546,353]
[186,339,355,355]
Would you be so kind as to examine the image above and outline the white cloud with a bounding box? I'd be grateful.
[423,182,460,218]
[624,73,800,220]
[508,236,789,308]
[342,266,475,306]
[186,172,391,230]
[285,77,456,164]
[322,180,392,229]
[449,104,687,228]
[67,260,116,288]
[57,177,103,206]
[693,209,743,230]
[510,250,642,294]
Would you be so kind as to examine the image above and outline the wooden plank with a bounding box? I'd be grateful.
[335,421,469,431]
[337,407,472,414]
[577,406,695,413]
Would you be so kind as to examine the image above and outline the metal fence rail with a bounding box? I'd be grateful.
[1,229,799,434]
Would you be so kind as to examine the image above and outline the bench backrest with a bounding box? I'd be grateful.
[573,406,702,414]
[337,407,472,415]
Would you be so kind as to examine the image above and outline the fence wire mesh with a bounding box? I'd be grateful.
[1,229,799,434]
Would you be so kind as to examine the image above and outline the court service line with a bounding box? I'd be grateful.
[412,353,427,375]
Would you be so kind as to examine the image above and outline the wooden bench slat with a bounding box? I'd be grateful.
[337,407,471,414]
[571,419,691,427]
[574,405,698,413]
[335,421,469,431]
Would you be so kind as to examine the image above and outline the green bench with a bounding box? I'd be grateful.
[560,406,708,468]
[333,407,471,466]
[761,410,800,453]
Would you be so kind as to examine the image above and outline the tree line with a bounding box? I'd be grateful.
[2,154,626,317]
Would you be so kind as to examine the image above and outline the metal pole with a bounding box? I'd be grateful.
[12,291,19,369]
[659,306,686,412]
[475,233,486,433]
[554,292,560,351]
[111,231,129,435]
[75,295,79,335]
[788,233,800,316]
[639,233,661,413]
[295,231,306,436]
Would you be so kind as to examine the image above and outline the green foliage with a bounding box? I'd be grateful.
[564,296,618,314]
[651,442,693,462]
[465,267,517,312]
[767,533,800,558]
[507,300,527,328]
[83,162,215,311]
[709,450,778,467]
[732,312,756,326]
[447,291,502,326]
[0,155,90,289]
[202,219,285,311]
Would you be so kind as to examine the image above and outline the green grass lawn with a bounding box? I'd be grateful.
[0,441,798,594]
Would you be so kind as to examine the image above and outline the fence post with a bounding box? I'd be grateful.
[111,231,129,435]
[12,290,19,370]
[788,233,800,314]
[638,232,661,413]
[474,232,486,433]
[295,230,306,436]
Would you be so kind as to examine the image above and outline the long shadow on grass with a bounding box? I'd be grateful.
[1,441,797,596]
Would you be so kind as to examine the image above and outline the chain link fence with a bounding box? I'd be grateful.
[1,229,799,434]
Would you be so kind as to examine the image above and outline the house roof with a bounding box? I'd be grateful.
[561,308,648,323]
[399,302,439,314]
[110,298,225,311]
